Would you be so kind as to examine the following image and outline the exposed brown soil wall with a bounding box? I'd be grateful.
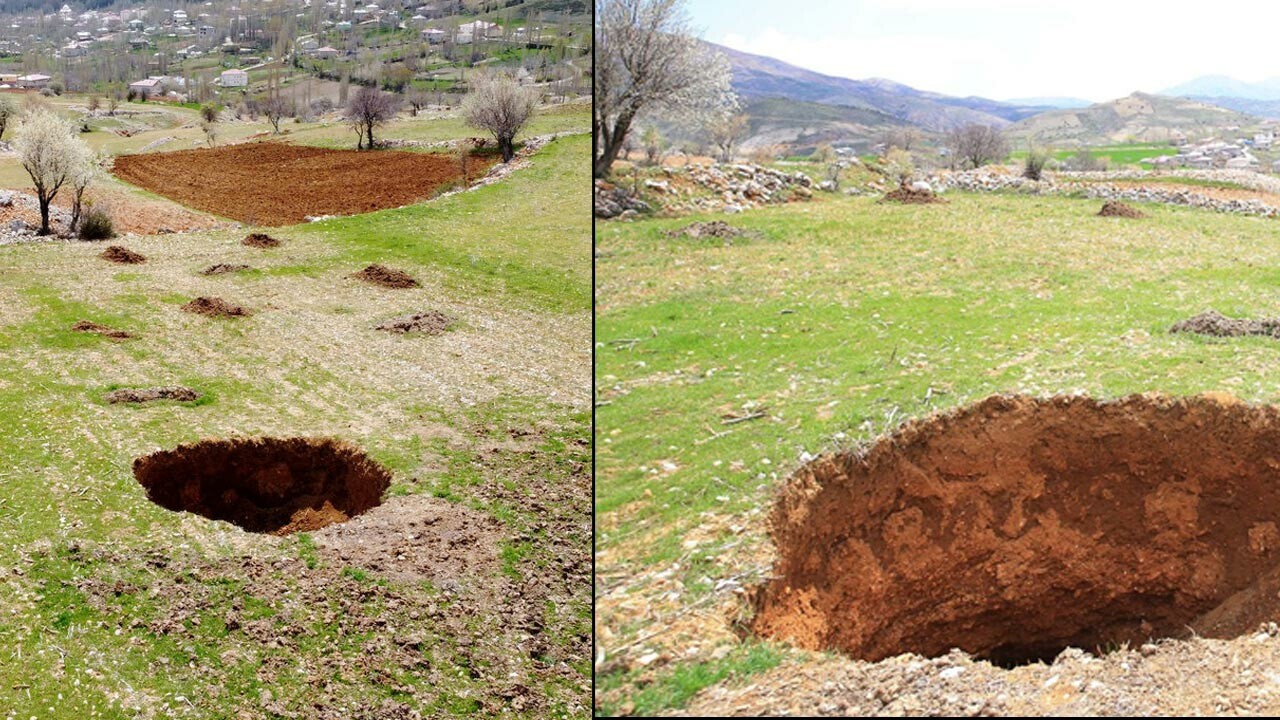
[752,394,1280,666]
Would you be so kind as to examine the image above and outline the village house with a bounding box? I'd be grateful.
[129,77,163,97]
[313,46,338,59]
[458,20,502,40]
[421,27,445,43]
[219,68,248,87]
[17,74,51,89]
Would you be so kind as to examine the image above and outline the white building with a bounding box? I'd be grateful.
[219,68,248,87]
[129,77,163,97]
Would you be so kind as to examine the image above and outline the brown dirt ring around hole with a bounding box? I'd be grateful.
[182,296,251,318]
[242,233,281,248]
[351,264,420,289]
[134,437,392,535]
[751,393,1280,667]
[100,245,146,264]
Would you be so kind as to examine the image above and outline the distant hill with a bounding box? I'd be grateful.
[1007,92,1261,145]
[738,97,914,153]
[1162,75,1280,101]
[710,42,1052,133]
[1184,96,1280,120]
[1004,96,1094,109]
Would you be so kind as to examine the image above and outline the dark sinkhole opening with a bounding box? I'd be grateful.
[134,437,391,535]
[751,394,1280,667]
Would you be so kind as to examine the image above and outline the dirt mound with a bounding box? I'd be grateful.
[879,186,946,205]
[72,320,133,340]
[200,263,250,275]
[133,437,392,535]
[666,221,744,240]
[375,310,452,334]
[105,386,200,404]
[242,233,281,248]
[1098,200,1146,218]
[1171,310,1280,338]
[752,393,1280,667]
[182,296,251,318]
[100,245,145,264]
[351,264,420,289]
[111,142,499,226]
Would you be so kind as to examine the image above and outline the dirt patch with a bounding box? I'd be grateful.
[665,221,744,240]
[879,186,946,205]
[133,437,391,535]
[1098,200,1146,218]
[72,320,133,340]
[376,310,452,334]
[242,233,281,248]
[200,263,251,275]
[100,245,145,264]
[105,386,200,404]
[351,264,421,289]
[752,393,1280,667]
[182,296,251,318]
[111,142,499,226]
[1171,310,1280,338]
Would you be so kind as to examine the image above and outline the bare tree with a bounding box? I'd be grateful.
[708,112,749,163]
[406,89,430,117]
[641,125,664,165]
[463,74,536,162]
[945,124,1010,170]
[69,152,105,232]
[346,86,399,150]
[881,127,922,153]
[260,94,290,133]
[15,110,92,235]
[594,0,738,178]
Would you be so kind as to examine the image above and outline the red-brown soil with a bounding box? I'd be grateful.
[1171,310,1280,338]
[351,263,421,289]
[752,393,1280,667]
[100,245,145,264]
[105,386,200,404]
[133,437,392,535]
[879,186,946,205]
[200,263,251,275]
[376,310,451,334]
[1098,200,1146,218]
[242,233,281,248]
[72,320,133,340]
[112,142,498,226]
[182,296,251,318]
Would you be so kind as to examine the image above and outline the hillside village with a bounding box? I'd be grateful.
[0,0,590,109]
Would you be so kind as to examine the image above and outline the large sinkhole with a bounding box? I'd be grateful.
[751,393,1280,667]
[134,437,391,535]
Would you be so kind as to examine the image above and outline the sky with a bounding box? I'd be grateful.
[685,0,1280,103]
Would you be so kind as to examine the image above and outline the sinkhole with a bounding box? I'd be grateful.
[751,393,1280,667]
[134,437,391,535]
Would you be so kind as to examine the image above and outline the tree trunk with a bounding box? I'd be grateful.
[38,195,51,236]
[500,136,514,163]
[593,113,633,179]
[366,124,374,149]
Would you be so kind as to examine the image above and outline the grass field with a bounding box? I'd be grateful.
[0,103,591,717]
[1011,143,1178,168]
[595,189,1280,714]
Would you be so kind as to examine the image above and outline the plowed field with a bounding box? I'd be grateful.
[112,141,497,226]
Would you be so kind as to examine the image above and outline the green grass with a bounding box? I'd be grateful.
[596,188,1280,712]
[1012,143,1178,168]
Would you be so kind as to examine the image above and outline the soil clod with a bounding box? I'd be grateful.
[351,264,421,289]
[752,393,1280,667]
[72,320,133,340]
[182,296,251,318]
[879,186,946,205]
[376,310,452,334]
[1098,200,1146,218]
[105,386,200,404]
[242,233,281,248]
[133,437,392,535]
[100,245,146,264]
[200,263,251,275]
[1171,310,1280,338]
[666,221,745,240]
